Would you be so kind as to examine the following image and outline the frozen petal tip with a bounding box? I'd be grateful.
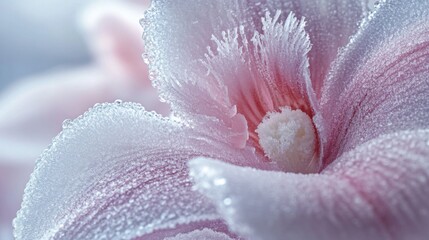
[190,130,429,240]
[13,102,222,240]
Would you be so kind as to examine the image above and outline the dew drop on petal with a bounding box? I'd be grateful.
[62,119,72,129]
[142,52,149,64]
[214,178,226,186]
[223,198,232,206]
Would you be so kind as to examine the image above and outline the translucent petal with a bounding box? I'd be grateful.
[0,66,167,165]
[0,67,110,164]
[321,0,429,163]
[13,102,260,240]
[80,1,152,88]
[191,130,429,240]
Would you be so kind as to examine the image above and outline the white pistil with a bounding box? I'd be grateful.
[256,107,316,173]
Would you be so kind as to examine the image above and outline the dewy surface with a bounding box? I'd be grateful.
[320,0,429,164]
[142,0,371,173]
[190,130,429,240]
[13,0,429,239]
[188,0,429,240]
[143,0,371,106]
[13,102,262,239]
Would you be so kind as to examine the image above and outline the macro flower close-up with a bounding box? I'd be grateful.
[12,0,429,239]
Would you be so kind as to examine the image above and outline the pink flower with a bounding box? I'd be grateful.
[0,1,167,239]
[14,0,429,239]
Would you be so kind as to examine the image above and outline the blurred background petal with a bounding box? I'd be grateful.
[0,0,169,239]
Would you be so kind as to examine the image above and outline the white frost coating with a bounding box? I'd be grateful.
[143,0,370,104]
[166,228,234,240]
[256,107,315,173]
[190,130,429,240]
[320,0,429,159]
[14,102,263,240]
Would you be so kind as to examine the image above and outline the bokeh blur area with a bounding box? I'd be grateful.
[0,1,165,239]
[0,1,90,89]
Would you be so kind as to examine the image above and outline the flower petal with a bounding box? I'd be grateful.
[80,1,151,87]
[164,228,237,240]
[136,220,239,239]
[320,0,429,163]
[0,162,33,239]
[201,12,318,146]
[289,0,371,96]
[14,102,259,239]
[144,0,369,100]
[191,130,429,240]
[0,67,107,164]
[0,66,167,165]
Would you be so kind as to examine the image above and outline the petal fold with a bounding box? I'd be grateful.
[321,0,429,163]
[143,0,369,149]
[14,102,259,239]
[144,0,370,102]
[165,228,236,240]
[191,130,429,240]
[201,11,317,146]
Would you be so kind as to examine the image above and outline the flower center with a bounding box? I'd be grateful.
[256,107,316,173]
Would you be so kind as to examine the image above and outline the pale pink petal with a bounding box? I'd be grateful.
[164,228,237,240]
[320,1,429,165]
[1,2,168,233]
[0,0,169,165]
[285,0,371,96]
[191,130,429,240]
[200,12,319,150]
[143,0,369,108]
[0,66,166,164]
[145,5,318,151]
[0,67,106,152]
[13,102,264,239]
[80,1,152,88]
[1,2,167,237]
[0,163,33,239]
[137,220,241,239]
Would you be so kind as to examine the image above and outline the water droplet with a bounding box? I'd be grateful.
[115,99,123,104]
[214,178,226,186]
[223,198,232,206]
[62,119,71,129]
[142,53,149,64]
